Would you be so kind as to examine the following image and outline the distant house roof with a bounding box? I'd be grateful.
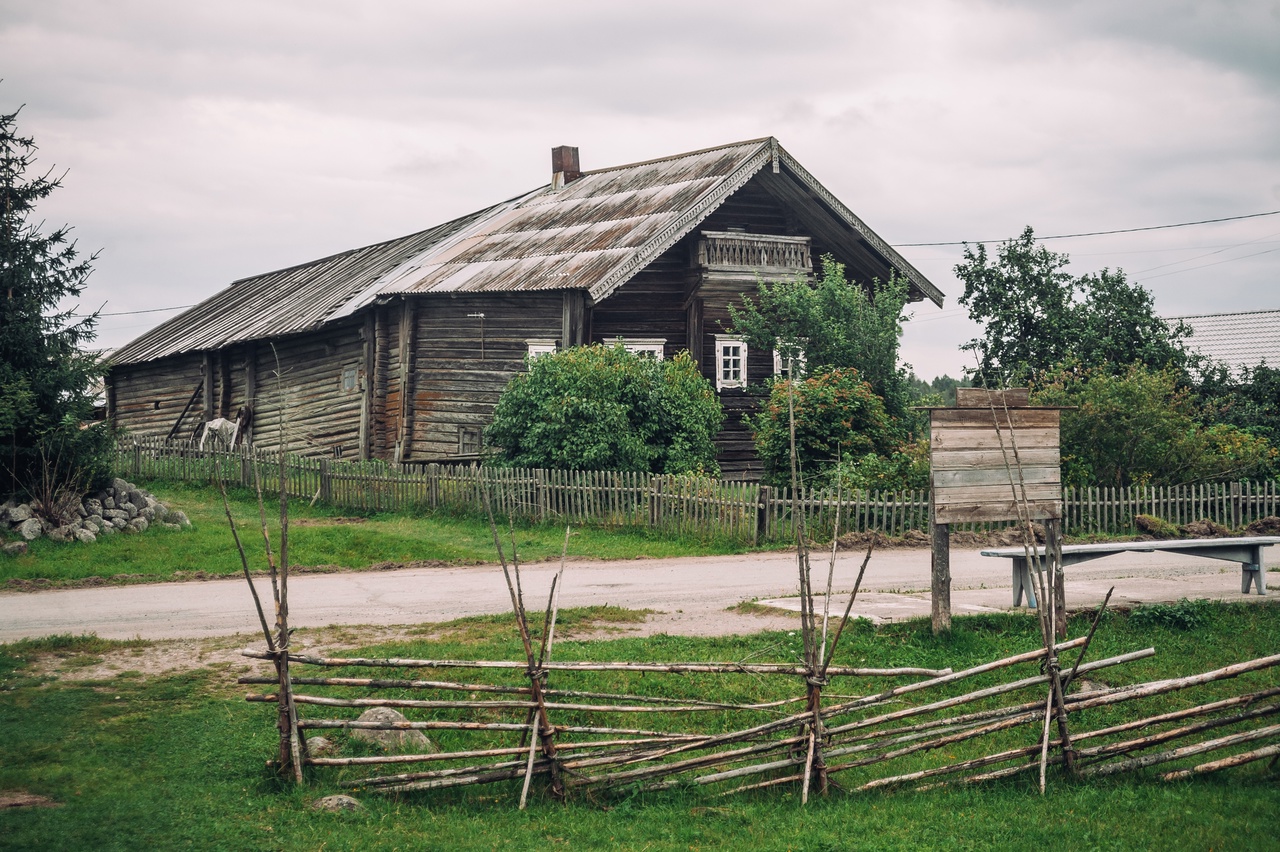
[1171,309,1280,369]
[112,137,943,366]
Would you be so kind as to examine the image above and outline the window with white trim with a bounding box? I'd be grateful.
[772,344,806,379]
[526,338,557,360]
[714,335,747,390]
[617,337,666,359]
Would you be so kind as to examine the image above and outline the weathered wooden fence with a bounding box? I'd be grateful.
[116,437,1280,543]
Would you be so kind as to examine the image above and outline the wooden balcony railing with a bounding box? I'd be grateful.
[697,231,812,271]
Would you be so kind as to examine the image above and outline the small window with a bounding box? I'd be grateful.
[458,427,483,456]
[714,335,747,390]
[773,345,806,379]
[341,365,358,392]
[526,338,557,360]
[617,337,666,359]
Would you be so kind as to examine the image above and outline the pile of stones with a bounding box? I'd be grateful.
[1,477,189,554]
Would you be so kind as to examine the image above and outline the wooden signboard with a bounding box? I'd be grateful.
[929,389,1062,525]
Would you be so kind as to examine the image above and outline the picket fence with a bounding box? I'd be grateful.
[116,437,1280,544]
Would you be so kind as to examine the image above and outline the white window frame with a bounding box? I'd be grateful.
[714,335,747,390]
[525,338,558,360]
[772,344,806,379]
[616,337,666,360]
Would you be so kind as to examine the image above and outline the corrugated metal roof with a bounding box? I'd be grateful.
[1172,309,1280,369]
[110,205,498,365]
[112,137,944,366]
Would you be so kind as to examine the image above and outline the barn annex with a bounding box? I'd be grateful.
[106,137,944,477]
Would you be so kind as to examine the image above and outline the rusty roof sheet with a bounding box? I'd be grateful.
[110,206,497,365]
[112,137,943,366]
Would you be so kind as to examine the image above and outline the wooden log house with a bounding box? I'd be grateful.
[106,138,944,477]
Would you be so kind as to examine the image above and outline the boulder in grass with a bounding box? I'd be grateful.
[312,795,362,812]
[307,736,339,757]
[127,517,149,534]
[74,528,96,544]
[17,518,42,541]
[170,510,191,528]
[2,541,28,556]
[349,707,437,753]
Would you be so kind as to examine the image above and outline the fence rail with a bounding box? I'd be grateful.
[116,438,1280,544]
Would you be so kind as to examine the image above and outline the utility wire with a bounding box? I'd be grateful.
[98,304,194,317]
[895,209,1280,247]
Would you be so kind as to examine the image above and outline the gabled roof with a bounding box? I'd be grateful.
[1172,309,1280,369]
[112,137,942,366]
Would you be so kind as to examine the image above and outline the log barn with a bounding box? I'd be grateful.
[106,137,944,477]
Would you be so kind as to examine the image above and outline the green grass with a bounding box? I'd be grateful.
[0,481,755,585]
[2,604,1279,850]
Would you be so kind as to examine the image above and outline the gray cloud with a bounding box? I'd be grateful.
[2,0,1276,379]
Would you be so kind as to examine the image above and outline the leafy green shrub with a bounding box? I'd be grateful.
[485,345,723,474]
[1032,362,1277,488]
[750,367,900,488]
[1128,598,1214,631]
[830,437,930,492]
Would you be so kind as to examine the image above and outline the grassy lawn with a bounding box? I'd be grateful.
[2,604,1278,850]
[0,481,756,586]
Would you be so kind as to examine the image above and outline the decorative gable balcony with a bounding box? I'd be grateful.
[696,231,812,274]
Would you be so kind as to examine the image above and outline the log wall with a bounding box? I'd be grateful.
[108,351,206,439]
[408,293,563,461]
[249,322,365,458]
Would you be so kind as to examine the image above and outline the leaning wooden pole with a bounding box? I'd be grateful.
[485,491,563,799]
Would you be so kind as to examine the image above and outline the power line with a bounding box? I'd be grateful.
[97,304,194,317]
[895,209,1280,247]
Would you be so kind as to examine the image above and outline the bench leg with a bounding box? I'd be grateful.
[1012,557,1038,608]
[1243,564,1265,595]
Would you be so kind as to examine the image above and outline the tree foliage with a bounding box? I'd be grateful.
[0,105,110,497]
[727,255,914,422]
[956,227,1190,386]
[1194,362,1280,451]
[1031,363,1276,488]
[484,344,723,474]
[750,368,898,488]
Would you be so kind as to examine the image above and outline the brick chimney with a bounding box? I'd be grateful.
[551,145,580,189]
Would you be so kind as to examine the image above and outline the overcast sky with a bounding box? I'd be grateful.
[3,0,1278,380]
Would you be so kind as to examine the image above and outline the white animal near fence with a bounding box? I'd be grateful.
[199,417,240,451]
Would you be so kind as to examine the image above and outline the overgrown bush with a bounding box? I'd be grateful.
[829,438,930,492]
[1031,362,1277,488]
[750,367,901,488]
[1128,598,1214,631]
[485,345,723,474]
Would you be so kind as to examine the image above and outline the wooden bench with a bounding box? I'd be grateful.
[980,537,1280,607]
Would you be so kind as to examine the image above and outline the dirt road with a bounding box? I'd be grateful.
[1,546,1271,642]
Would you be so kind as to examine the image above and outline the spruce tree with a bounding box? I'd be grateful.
[0,104,110,499]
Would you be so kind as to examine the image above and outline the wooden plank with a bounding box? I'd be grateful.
[930,428,1058,452]
[936,499,1062,524]
[932,467,1060,488]
[934,481,1061,502]
[930,448,1059,471]
[954,388,1031,407]
[930,408,1058,428]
